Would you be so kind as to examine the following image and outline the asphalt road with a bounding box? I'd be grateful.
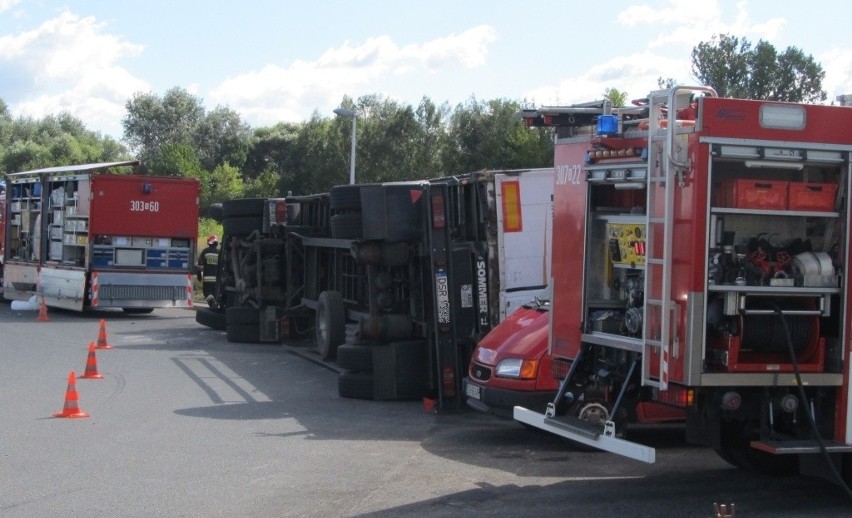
[1,303,850,517]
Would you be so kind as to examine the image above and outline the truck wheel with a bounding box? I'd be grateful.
[337,343,373,372]
[226,306,260,325]
[226,323,261,343]
[223,216,263,236]
[330,213,362,239]
[338,371,374,400]
[196,308,226,330]
[316,291,346,360]
[329,185,362,211]
[207,203,224,222]
[223,198,266,218]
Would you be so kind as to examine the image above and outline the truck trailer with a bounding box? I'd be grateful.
[512,86,852,485]
[196,169,553,408]
[3,161,200,312]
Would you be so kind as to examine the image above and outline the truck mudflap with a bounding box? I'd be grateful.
[513,405,656,464]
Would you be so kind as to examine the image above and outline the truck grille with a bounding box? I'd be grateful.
[469,362,491,381]
[99,284,185,301]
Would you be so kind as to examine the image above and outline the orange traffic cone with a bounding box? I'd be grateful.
[36,295,49,322]
[53,371,90,418]
[78,342,104,380]
[95,319,112,350]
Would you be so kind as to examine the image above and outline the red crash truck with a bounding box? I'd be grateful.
[513,86,852,485]
[3,161,200,313]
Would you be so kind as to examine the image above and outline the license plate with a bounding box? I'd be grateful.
[465,382,481,400]
[435,270,450,324]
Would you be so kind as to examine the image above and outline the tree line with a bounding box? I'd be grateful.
[0,34,826,215]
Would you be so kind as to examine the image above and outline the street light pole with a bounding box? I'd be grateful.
[333,107,357,185]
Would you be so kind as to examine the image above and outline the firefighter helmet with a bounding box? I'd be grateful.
[207,234,219,245]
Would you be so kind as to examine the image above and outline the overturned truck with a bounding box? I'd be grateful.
[196,169,553,408]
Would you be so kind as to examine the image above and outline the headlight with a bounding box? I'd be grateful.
[495,358,539,379]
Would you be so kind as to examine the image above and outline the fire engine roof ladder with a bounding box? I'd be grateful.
[641,86,716,390]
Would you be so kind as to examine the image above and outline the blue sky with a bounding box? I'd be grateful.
[2,0,851,140]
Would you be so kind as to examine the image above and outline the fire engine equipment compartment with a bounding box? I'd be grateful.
[515,86,852,480]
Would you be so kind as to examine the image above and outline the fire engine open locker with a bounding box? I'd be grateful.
[3,161,200,312]
[514,86,852,483]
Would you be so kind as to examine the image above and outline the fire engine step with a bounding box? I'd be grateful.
[542,415,605,439]
[751,440,852,455]
[513,406,655,463]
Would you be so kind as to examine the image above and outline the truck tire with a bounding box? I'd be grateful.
[196,308,227,330]
[226,323,261,343]
[223,215,263,236]
[372,340,427,400]
[226,306,260,325]
[316,291,346,360]
[338,371,374,400]
[223,198,266,218]
[207,203,224,222]
[330,213,362,239]
[336,343,373,372]
[329,185,362,211]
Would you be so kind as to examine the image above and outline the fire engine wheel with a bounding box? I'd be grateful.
[329,185,362,211]
[336,343,373,372]
[222,198,266,218]
[195,308,227,330]
[223,216,263,236]
[226,323,261,343]
[338,371,374,400]
[576,401,610,425]
[715,419,798,476]
[330,213,363,239]
[316,291,346,360]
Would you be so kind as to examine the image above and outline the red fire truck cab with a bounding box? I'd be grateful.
[514,86,852,483]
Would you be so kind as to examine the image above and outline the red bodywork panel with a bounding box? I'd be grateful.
[550,144,588,361]
[470,305,556,392]
[700,96,852,144]
[89,175,200,238]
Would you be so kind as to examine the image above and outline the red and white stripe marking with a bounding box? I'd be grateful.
[186,274,193,307]
[90,272,99,307]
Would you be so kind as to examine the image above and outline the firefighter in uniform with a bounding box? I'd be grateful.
[197,235,219,307]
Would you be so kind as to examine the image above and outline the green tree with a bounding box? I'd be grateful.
[122,87,205,172]
[442,97,552,175]
[603,88,628,108]
[691,34,826,102]
[200,162,244,209]
[0,104,129,174]
[244,122,303,193]
[243,168,281,198]
[147,142,204,178]
[194,106,252,171]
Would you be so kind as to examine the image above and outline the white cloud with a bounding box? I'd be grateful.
[0,0,20,14]
[208,25,497,127]
[820,48,852,101]
[529,1,793,106]
[524,51,688,106]
[0,11,147,137]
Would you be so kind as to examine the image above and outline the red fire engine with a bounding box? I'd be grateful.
[3,161,200,312]
[514,86,852,483]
